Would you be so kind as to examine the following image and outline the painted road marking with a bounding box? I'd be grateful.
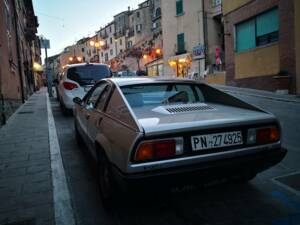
[47,94,76,225]
[272,172,300,198]
[271,191,300,225]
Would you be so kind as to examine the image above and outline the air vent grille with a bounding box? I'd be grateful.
[166,104,215,114]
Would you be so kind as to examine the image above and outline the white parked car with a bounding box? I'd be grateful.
[57,63,112,113]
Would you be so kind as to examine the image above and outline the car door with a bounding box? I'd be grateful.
[76,82,108,144]
[86,83,112,158]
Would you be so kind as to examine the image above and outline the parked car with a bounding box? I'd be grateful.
[57,63,112,113]
[73,77,287,205]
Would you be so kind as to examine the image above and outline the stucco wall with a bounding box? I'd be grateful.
[162,0,205,76]
[295,0,300,94]
[235,44,280,79]
[205,72,226,84]
[223,0,252,15]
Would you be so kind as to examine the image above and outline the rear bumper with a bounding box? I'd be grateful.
[111,147,287,190]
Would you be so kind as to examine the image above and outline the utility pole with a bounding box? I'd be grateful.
[40,37,52,97]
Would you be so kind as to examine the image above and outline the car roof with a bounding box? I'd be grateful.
[65,63,109,69]
[106,77,205,87]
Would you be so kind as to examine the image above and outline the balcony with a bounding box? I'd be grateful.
[114,29,126,38]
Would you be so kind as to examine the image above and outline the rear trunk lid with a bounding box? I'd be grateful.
[132,102,276,137]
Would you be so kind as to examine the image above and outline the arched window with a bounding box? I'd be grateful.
[155,7,161,18]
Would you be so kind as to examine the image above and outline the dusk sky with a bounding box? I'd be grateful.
[32,0,142,60]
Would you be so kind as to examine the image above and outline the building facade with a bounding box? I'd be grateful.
[0,0,40,125]
[161,0,205,78]
[223,0,299,94]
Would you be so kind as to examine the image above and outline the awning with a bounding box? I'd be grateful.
[168,53,192,62]
[33,62,43,72]
[168,53,192,67]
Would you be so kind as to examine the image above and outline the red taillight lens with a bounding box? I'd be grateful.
[134,140,176,162]
[63,82,78,90]
[256,127,279,144]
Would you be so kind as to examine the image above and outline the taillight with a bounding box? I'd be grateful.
[134,138,183,162]
[248,126,280,145]
[63,82,78,90]
[256,127,279,144]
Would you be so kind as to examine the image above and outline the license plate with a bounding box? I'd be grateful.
[191,131,243,151]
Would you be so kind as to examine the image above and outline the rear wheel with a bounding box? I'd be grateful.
[97,151,117,208]
[234,173,257,183]
[74,121,84,147]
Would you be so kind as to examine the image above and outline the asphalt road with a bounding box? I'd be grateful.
[50,93,300,225]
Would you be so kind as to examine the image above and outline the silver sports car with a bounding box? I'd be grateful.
[73,77,286,203]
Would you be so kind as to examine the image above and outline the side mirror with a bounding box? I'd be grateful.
[73,97,82,105]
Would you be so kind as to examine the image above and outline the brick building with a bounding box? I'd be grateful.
[223,0,300,94]
[0,0,40,125]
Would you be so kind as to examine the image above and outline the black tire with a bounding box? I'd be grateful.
[74,121,84,147]
[234,173,257,183]
[97,151,117,208]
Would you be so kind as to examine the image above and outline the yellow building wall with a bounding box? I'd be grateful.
[222,0,252,15]
[295,0,300,94]
[235,44,280,79]
[205,72,226,85]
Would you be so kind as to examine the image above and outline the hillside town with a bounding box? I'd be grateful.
[0,1,300,225]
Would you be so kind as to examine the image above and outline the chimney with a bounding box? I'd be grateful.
[128,6,130,11]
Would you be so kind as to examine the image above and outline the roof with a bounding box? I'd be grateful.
[65,63,109,68]
[107,77,204,87]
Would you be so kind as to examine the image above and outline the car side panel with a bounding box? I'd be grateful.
[95,115,142,172]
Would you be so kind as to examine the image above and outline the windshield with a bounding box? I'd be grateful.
[67,65,111,85]
[121,83,205,108]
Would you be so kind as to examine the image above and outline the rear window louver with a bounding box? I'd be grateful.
[152,103,215,114]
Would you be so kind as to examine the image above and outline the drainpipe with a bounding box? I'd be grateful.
[0,42,5,125]
[202,0,208,70]
[12,0,25,103]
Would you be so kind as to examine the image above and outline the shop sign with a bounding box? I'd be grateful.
[193,45,205,60]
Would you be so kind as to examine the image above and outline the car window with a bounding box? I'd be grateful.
[121,83,205,108]
[96,85,111,111]
[85,83,107,108]
[67,65,111,85]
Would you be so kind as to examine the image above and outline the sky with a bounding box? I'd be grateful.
[32,0,142,60]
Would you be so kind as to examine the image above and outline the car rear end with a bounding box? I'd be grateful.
[111,80,287,189]
[59,63,111,109]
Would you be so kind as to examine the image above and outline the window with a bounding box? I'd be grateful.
[121,83,205,108]
[236,8,279,52]
[105,53,109,62]
[177,33,185,54]
[110,49,113,55]
[127,41,133,48]
[136,11,140,18]
[155,8,161,18]
[110,37,113,44]
[136,24,142,32]
[120,39,122,45]
[67,65,111,85]
[86,83,107,108]
[96,85,111,110]
[211,0,221,8]
[81,48,85,53]
[101,52,104,57]
[109,26,112,33]
[176,0,183,16]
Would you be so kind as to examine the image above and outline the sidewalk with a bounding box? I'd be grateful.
[0,89,55,225]
[213,84,300,103]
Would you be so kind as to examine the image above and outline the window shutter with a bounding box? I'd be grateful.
[256,8,279,37]
[236,19,256,52]
[176,0,183,15]
[177,33,185,53]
